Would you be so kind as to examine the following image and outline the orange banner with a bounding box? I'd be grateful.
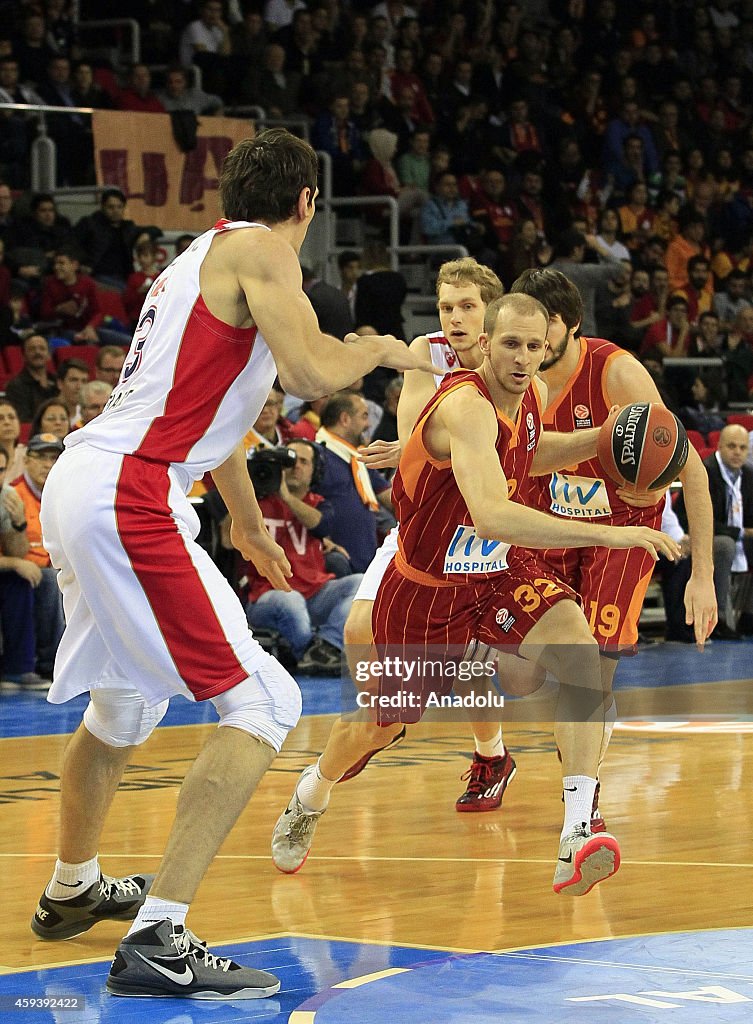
[92,111,253,232]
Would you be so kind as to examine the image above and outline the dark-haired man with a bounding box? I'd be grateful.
[74,189,157,289]
[40,250,101,342]
[315,391,393,572]
[5,334,57,422]
[33,128,440,1000]
[510,266,716,827]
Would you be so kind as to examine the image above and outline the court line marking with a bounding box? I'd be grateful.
[0,933,292,975]
[286,932,479,954]
[0,932,483,975]
[493,951,753,982]
[334,968,411,989]
[2,852,752,868]
[287,928,753,1024]
[4,926,752,988]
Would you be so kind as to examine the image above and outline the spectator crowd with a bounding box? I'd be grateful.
[7,0,753,681]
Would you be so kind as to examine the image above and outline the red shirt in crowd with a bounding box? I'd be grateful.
[123,270,157,325]
[243,492,333,603]
[40,273,102,331]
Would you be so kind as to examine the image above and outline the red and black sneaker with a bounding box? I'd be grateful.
[455,751,516,812]
[337,726,407,783]
[590,781,607,834]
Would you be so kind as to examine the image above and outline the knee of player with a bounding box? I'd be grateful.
[84,688,169,747]
[541,613,599,677]
[211,654,302,752]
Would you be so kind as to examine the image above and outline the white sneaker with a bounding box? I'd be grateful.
[271,766,326,874]
[552,823,620,896]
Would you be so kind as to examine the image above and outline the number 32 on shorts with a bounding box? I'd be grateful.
[513,578,565,613]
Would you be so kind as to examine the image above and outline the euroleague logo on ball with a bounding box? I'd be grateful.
[652,425,671,447]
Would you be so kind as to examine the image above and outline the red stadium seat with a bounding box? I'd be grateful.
[726,414,753,432]
[18,421,32,442]
[707,430,721,449]
[686,429,707,452]
[697,446,714,461]
[54,345,97,375]
[2,345,23,375]
[93,66,120,103]
[96,289,128,325]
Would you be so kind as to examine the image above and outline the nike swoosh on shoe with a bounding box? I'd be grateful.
[135,951,195,986]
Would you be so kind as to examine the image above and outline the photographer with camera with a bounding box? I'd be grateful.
[241,439,364,675]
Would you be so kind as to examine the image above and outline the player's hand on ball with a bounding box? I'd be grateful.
[617,526,682,562]
[231,522,293,591]
[358,439,401,468]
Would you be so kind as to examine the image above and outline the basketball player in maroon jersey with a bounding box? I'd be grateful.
[314,258,519,819]
[275,293,681,894]
[509,267,716,827]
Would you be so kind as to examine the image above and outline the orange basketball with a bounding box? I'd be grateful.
[597,402,688,490]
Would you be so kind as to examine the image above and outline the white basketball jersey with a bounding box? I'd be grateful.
[67,220,277,483]
[426,330,463,389]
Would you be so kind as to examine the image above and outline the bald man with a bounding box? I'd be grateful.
[676,423,753,638]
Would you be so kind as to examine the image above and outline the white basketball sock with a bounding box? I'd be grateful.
[561,776,598,838]
[46,855,100,900]
[475,728,506,758]
[127,895,189,935]
[297,758,338,812]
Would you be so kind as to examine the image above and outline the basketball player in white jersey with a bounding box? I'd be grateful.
[31,129,440,1001]
[271,259,537,875]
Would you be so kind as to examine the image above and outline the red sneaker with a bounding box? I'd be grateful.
[590,781,607,833]
[455,751,516,812]
[337,726,407,783]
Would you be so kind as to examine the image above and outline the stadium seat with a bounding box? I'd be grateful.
[686,429,707,452]
[707,430,721,449]
[54,345,97,375]
[2,346,23,375]
[726,414,753,432]
[18,422,32,442]
[93,66,120,104]
[96,289,128,326]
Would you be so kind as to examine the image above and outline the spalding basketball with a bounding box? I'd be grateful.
[597,402,688,490]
